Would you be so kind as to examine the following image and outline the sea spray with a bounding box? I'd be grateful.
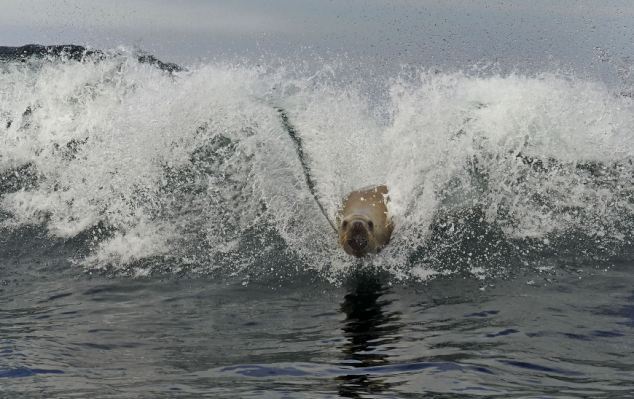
[0,49,632,280]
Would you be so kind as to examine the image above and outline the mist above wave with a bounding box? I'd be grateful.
[0,47,632,281]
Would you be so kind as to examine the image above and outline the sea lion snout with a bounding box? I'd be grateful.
[347,228,369,252]
[348,221,369,250]
[340,217,371,257]
[347,237,367,250]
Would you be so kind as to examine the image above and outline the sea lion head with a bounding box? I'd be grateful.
[338,215,379,257]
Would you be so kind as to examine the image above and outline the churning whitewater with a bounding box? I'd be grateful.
[0,48,632,281]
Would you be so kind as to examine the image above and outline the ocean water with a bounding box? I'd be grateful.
[0,17,633,398]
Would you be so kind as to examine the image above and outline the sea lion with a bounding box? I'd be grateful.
[338,185,394,257]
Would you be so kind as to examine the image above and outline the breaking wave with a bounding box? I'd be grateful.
[1,46,632,281]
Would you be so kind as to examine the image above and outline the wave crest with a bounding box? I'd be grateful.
[0,48,632,280]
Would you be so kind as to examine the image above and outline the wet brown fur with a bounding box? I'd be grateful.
[337,185,394,257]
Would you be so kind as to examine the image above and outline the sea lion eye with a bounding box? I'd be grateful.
[367,221,374,230]
[342,221,348,228]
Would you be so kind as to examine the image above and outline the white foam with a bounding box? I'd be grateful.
[0,53,632,279]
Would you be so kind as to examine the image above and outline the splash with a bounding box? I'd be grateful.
[0,48,632,281]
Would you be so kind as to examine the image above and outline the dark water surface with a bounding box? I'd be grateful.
[2,238,633,398]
